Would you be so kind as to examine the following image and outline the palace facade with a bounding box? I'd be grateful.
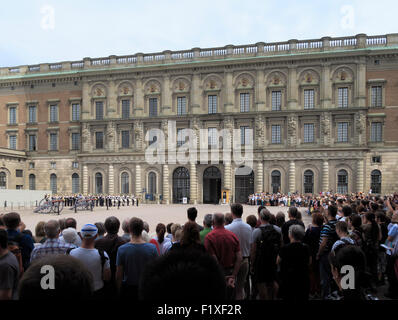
[1,33,398,203]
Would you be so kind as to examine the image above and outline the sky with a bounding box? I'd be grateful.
[0,0,397,67]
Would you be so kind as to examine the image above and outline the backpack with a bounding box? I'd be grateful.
[7,233,24,277]
[255,225,281,272]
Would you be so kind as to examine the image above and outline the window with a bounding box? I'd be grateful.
[29,162,35,169]
[72,161,79,169]
[208,127,218,147]
[371,86,382,107]
[50,133,58,151]
[304,170,314,193]
[370,170,381,194]
[303,123,315,143]
[370,122,382,142]
[9,107,16,124]
[149,98,158,117]
[96,101,104,120]
[121,131,130,148]
[16,170,23,177]
[95,172,103,194]
[72,173,79,193]
[338,87,348,108]
[372,156,381,164]
[28,106,37,123]
[0,172,6,189]
[50,162,56,169]
[121,100,130,119]
[121,172,129,194]
[9,135,17,149]
[304,89,315,109]
[96,132,104,149]
[271,125,281,144]
[271,170,281,193]
[148,172,157,194]
[72,103,80,121]
[29,174,36,190]
[271,91,281,111]
[208,95,217,114]
[148,130,157,146]
[177,128,185,147]
[29,135,36,151]
[337,170,348,194]
[177,97,187,115]
[240,93,250,112]
[50,105,58,122]
[50,174,57,194]
[337,122,348,142]
[72,133,80,150]
[240,126,251,145]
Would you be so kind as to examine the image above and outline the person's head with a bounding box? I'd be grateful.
[375,211,387,224]
[288,224,305,242]
[129,217,144,238]
[122,218,130,234]
[104,216,120,235]
[296,210,302,221]
[224,213,233,225]
[156,223,166,243]
[62,227,79,245]
[94,222,105,237]
[269,213,277,225]
[44,220,60,239]
[342,205,352,218]
[80,224,98,245]
[246,215,257,229]
[3,212,21,230]
[18,255,94,300]
[363,212,379,242]
[275,212,285,228]
[58,219,66,231]
[187,207,198,222]
[257,205,266,216]
[312,212,324,227]
[259,208,272,223]
[143,221,150,233]
[181,221,201,246]
[139,250,226,300]
[327,205,338,219]
[64,218,77,229]
[166,223,173,235]
[213,213,225,227]
[0,229,8,252]
[336,221,349,238]
[348,214,362,230]
[34,221,46,239]
[230,203,243,218]
[203,214,213,228]
[170,223,182,241]
[370,202,379,213]
[288,207,299,219]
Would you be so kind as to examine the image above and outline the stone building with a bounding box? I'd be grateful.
[0,33,398,203]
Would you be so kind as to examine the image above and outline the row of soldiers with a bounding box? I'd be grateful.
[47,194,139,208]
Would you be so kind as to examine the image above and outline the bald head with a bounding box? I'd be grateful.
[213,213,225,227]
[44,220,60,239]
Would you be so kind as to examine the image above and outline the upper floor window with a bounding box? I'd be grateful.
[240,93,250,112]
[148,130,157,146]
[338,87,348,108]
[304,89,315,109]
[72,103,80,121]
[9,135,17,149]
[177,97,187,115]
[271,91,281,111]
[271,125,281,144]
[50,133,58,151]
[72,161,79,169]
[177,128,185,147]
[50,162,56,169]
[370,122,382,142]
[121,130,130,148]
[29,134,37,151]
[337,122,349,142]
[303,123,315,143]
[49,105,58,122]
[96,101,104,120]
[71,133,80,150]
[149,98,158,117]
[208,95,217,114]
[9,107,16,124]
[16,170,23,178]
[28,106,37,123]
[208,127,218,147]
[95,132,104,149]
[371,86,383,107]
[121,100,130,119]
[240,126,251,145]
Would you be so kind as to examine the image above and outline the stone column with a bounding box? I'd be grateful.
[81,81,91,120]
[134,78,144,116]
[190,162,197,204]
[135,164,142,199]
[288,160,296,193]
[162,75,172,115]
[83,165,88,194]
[287,66,298,109]
[322,160,329,192]
[191,73,201,114]
[224,71,234,112]
[356,159,364,192]
[256,69,266,111]
[162,164,169,204]
[224,163,232,191]
[356,59,367,107]
[108,164,114,194]
[107,81,117,118]
[256,161,263,193]
[320,64,332,108]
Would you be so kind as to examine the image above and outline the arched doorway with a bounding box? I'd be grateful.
[271,170,281,193]
[337,169,348,194]
[173,167,190,203]
[50,174,57,194]
[72,173,79,193]
[203,166,221,204]
[371,170,381,194]
[148,172,157,201]
[235,166,254,203]
[121,172,129,194]
[303,170,314,194]
[95,172,103,194]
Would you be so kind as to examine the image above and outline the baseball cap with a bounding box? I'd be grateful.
[80,224,98,238]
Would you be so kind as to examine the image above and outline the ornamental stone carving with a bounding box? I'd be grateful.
[254,115,265,148]
[133,120,144,151]
[106,122,116,151]
[287,115,297,146]
[82,123,91,152]
[355,111,367,146]
[321,112,331,146]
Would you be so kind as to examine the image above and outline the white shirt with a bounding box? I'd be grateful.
[153,236,172,255]
[225,218,252,257]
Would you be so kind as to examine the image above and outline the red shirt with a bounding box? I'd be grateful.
[204,226,240,270]
[150,239,160,254]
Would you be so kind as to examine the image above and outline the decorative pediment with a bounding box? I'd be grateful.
[91,83,107,98]
[172,77,191,92]
[298,69,320,85]
[332,67,354,83]
[202,75,223,91]
[234,73,255,89]
[144,79,161,95]
[266,71,287,87]
[117,82,134,96]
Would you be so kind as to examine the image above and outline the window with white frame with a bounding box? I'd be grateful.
[177,97,187,115]
[337,122,349,142]
[304,89,315,109]
[28,106,37,123]
[271,125,281,144]
[303,123,315,143]
[71,133,80,150]
[28,134,37,151]
[240,126,251,145]
[240,93,250,112]
[50,162,56,169]
[49,105,58,122]
[208,95,217,114]
[72,161,79,169]
[9,135,17,149]
[50,133,58,150]
[9,107,16,124]
[338,87,348,108]
[121,100,130,119]
[121,130,130,148]
[72,103,80,121]
[271,91,281,111]
[371,86,383,107]
[208,127,218,147]
[370,122,382,142]
[177,128,186,147]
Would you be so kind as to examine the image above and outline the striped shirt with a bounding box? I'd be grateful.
[30,238,76,262]
[319,219,338,253]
